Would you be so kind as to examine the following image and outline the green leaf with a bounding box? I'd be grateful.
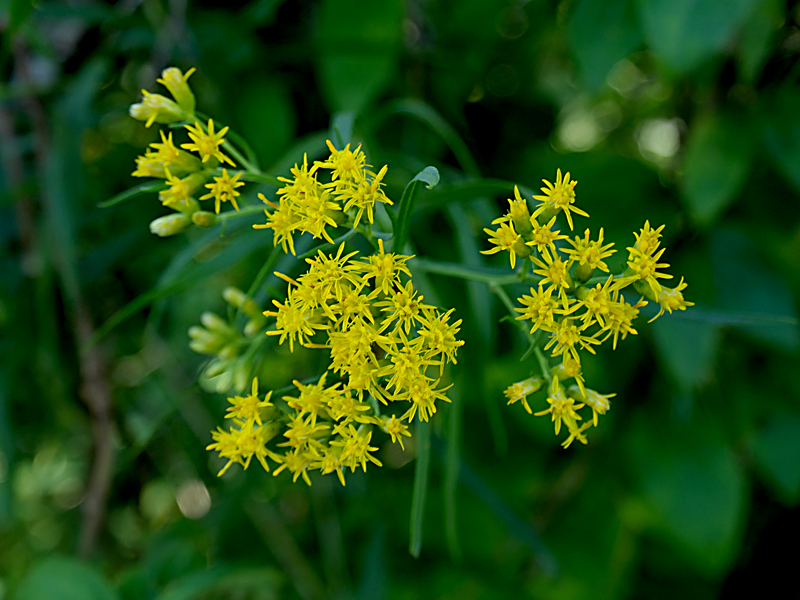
[637,0,758,73]
[737,0,783,82]
[85,222,269,351]
[681,112,753,225]
[316,0,403,113]
[156,566,281,600]
[763,89,800,193]
[630,416,746,575]
[16,556,118,600]
[752,413,800,505]
[711,229,800,351]
[97,181,168,209]
[235,78,295,168]
[409,418,431,558]
[651,317,719,390]
[569,0,643,91]
[393,166,440,252]
[443,384,462,561]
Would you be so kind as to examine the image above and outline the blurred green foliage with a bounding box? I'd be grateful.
[1,0,800,598]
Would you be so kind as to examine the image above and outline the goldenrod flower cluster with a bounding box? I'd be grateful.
[206,242,464,485]
[486,170,693,447]
[254,141,392,255]
[129,67,245,235]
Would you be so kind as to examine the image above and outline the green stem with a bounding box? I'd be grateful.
[241,171,282,186]
[411,258,524,286]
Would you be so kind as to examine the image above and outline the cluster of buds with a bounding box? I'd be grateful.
[254,141,392,254]
[129,67,245,235]
[485,170,692,447]
[206,242,464,484]
[189,287,267,394]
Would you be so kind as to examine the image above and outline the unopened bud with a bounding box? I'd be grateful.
[157,67,196,115]
[192,211,217,228]
[130,91,189,128]
[149,213,191,237]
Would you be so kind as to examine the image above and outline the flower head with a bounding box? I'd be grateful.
[200,168,245,213]
[129,90,188,127]
[504,376,544,414]
[532,169,588,230]
[182,119,235,166]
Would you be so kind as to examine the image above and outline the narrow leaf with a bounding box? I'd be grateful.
[98,181,167,208]
[409,418,431,558]
[393,166,439,252]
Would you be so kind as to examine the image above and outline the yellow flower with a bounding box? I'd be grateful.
[481,221,525,269]
[350,238,412,294]
[311,447,347,486]
[329,423,382,473]
[317,140,367,182]
[182,119,235,166]
[543,317,600,364]
[418,308,465,373]
[561,420,592,448]
[534,377,584,435]
[200,168,245,213]
[531,247,573,299]
[338,164,392,227]
[375,280,432,334]
[132,131,203,179]
[271,448,315,486]
[279,414,330,449]
[285,373,338,425]
[398,375,452,423]
[381,415,412,450]
[264,295,327,352]
[156,67,196,114]
[504,376,544,414]
[632,221,665,256]
[129,90,188,128]
[650,277,693,322]
[575,275,614,328]
[627,246,672,296]
[601,290,646,349]
[158,168,206,210]
[515,285,558,333]
[498,185,533,237]
[225,378,273,425]
[532,169,588,230]
[563,228,616,281]
[526,215,568,255]
[567,384,614,426]
[253,192,301,255]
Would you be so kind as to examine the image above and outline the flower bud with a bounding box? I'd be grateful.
[192,211,217,228]
[149,213,191,237]
[223,287,263,320]
[157,67,196,115]
[243,318,266,337]
[508,186,533,238]
[200,311,232,334]
[129,91,189,128]
[204,358,229,378]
